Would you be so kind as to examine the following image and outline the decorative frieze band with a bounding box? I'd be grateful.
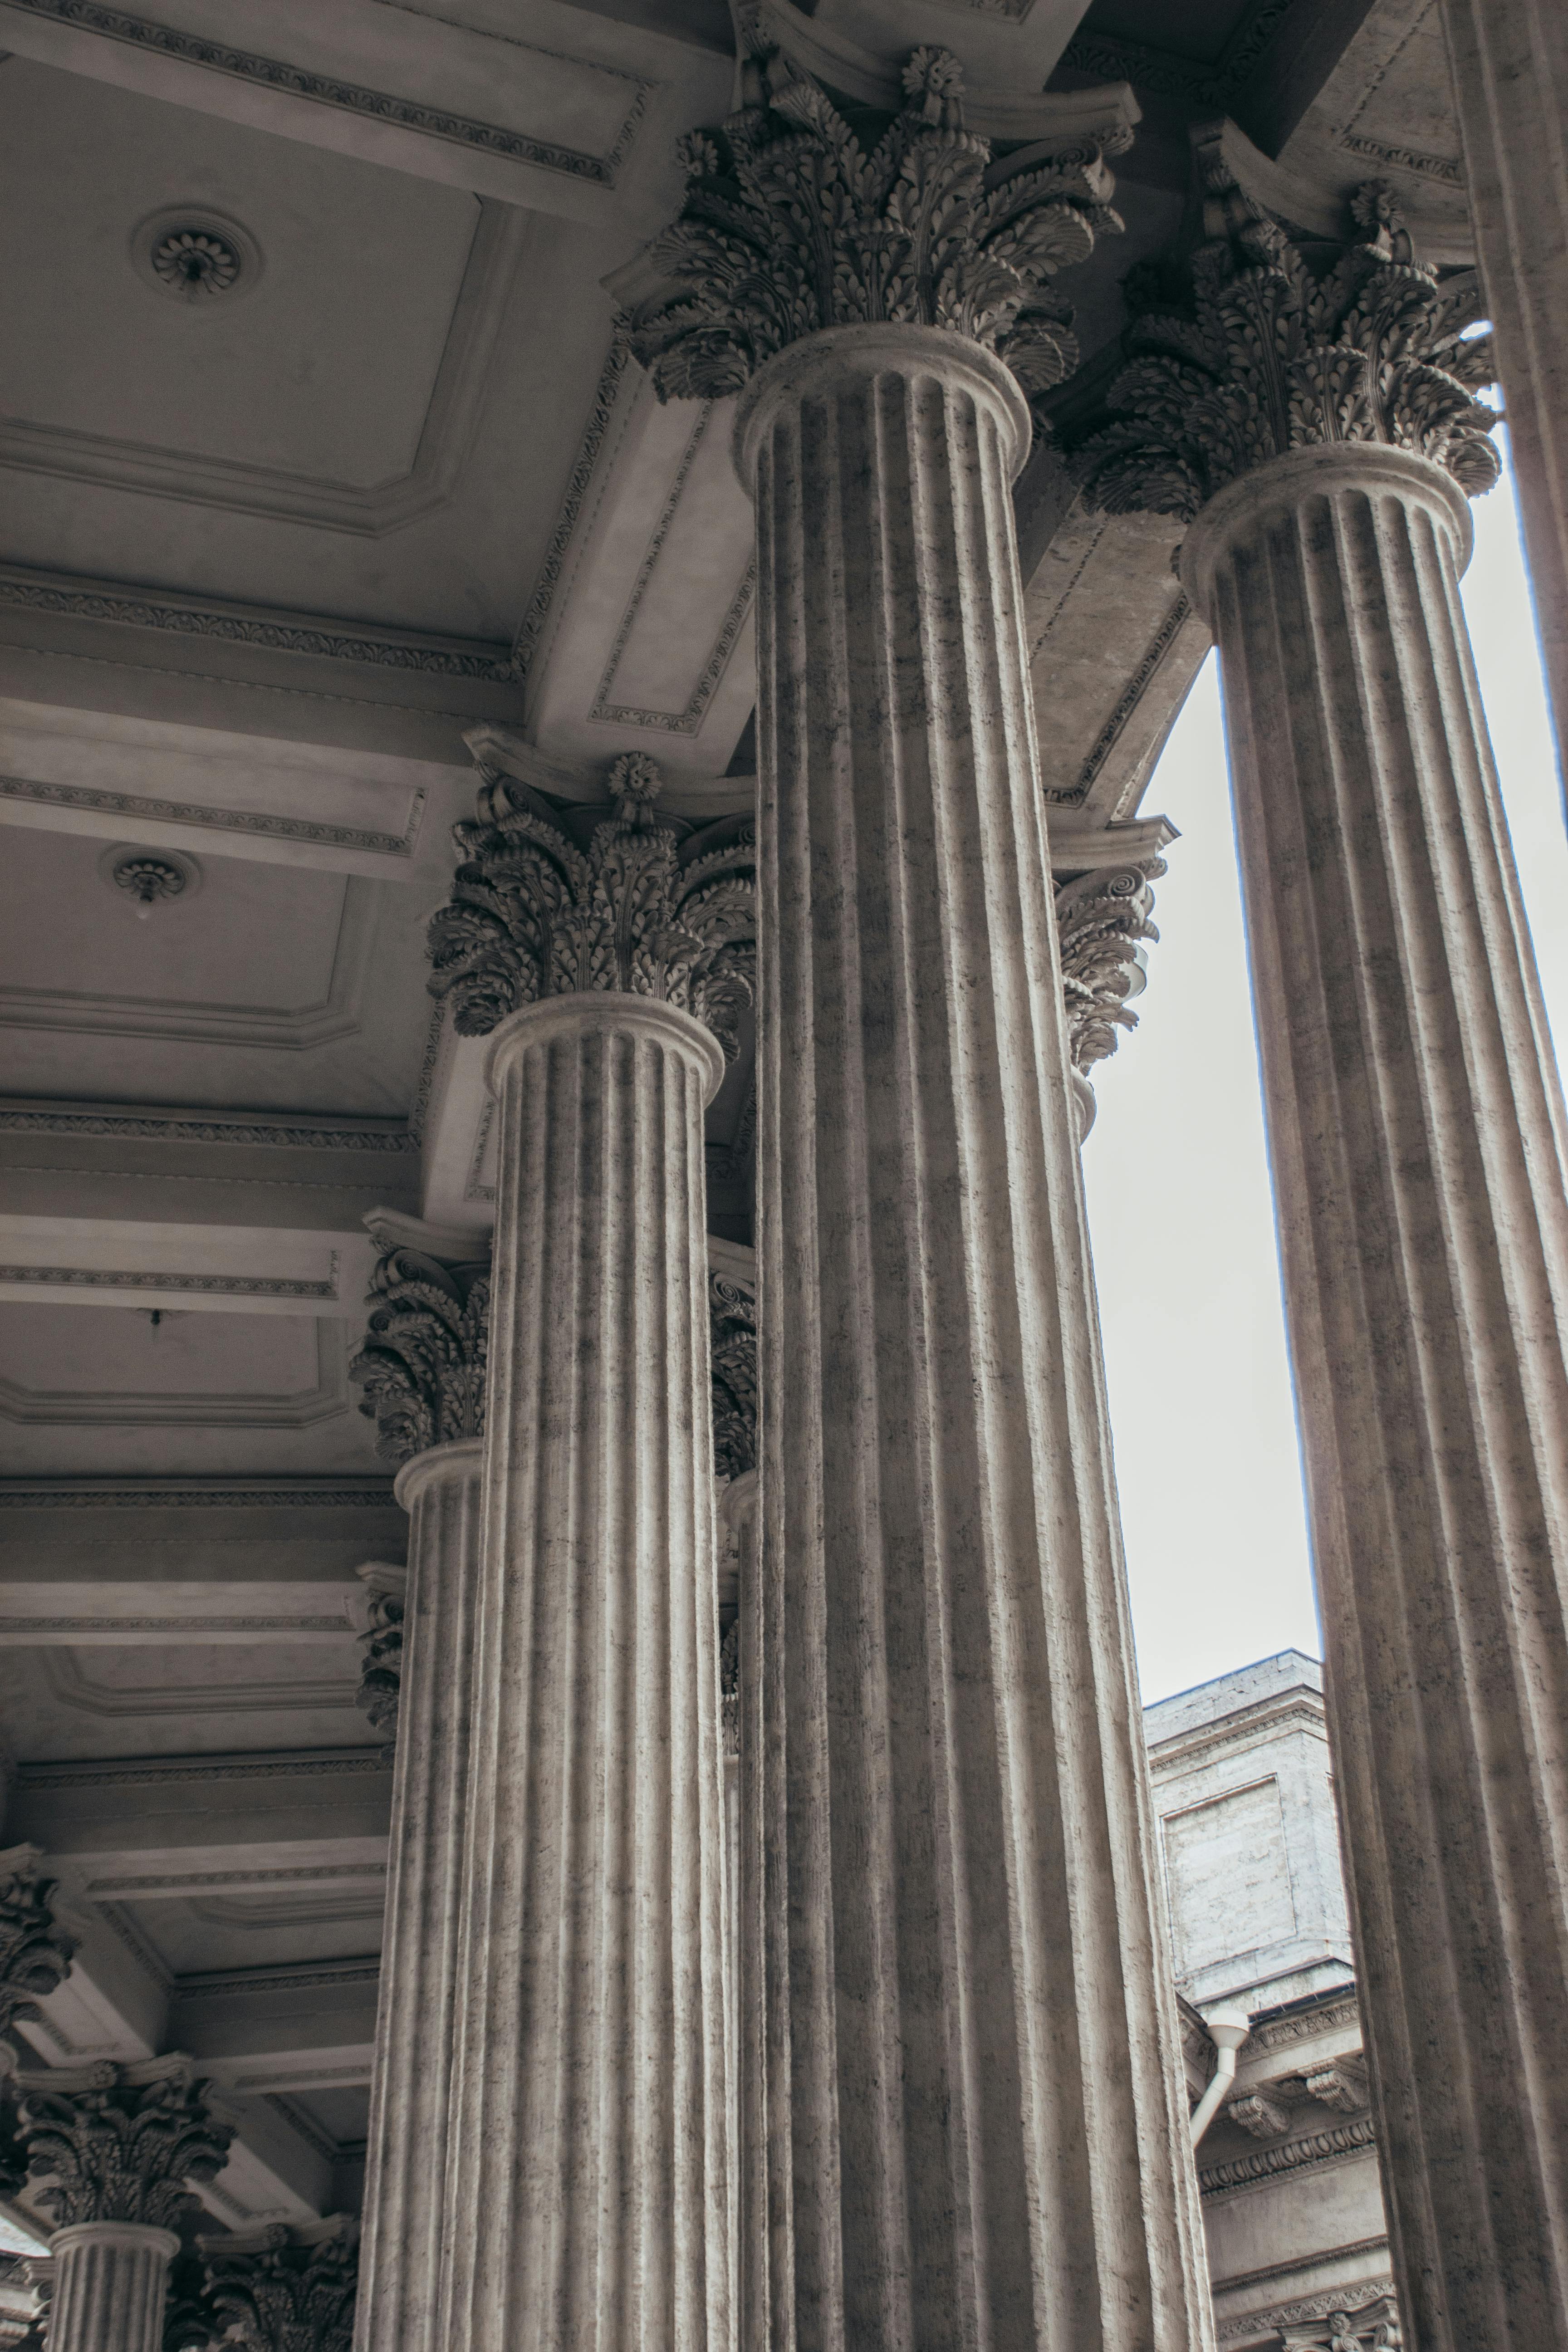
[0,1261,340,1301]
[1198,2114,1378,2199]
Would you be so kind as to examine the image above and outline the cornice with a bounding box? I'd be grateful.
[1198,2115,1378,2200]
[1,0,647,186]
[0,566,512,680]
[1246,1990,1362,2055]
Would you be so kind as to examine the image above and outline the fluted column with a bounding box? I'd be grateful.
[349,1223,487,2352]
[610,43,1211,2352]
[8,2055,231,2352]
[1078,157,1568,2352]
[1187,441,1568,2352]
[46,2225,178,2352]
[422,751,753,2352]
[1439,0,1568,813]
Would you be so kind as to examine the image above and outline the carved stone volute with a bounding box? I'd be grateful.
[11,2055,232,2232]
[426,753,755,1056]
[1075,148,1498,520]
[606,43,1122,409]
[196,2216,358,2352]
[1054,859,1164,1078]
[0,1845,77,2034]
[350,1247,490,1467]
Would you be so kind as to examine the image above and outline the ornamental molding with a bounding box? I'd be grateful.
[39,1651,359,1723]
[0,1259,340,1303]
[511,337,634,682]
[0,568,511,681]
[1059,0,1297,108]
[87,1866,386,1898]
[710,1266,758,1482]
[1055,858,1163,1078]
[0,770,426,860]
[1064,595,1194,804]
[10,2053,233,2232]
[0,1479,397,1509]
[1199,2114,1378,2200]
[607,43,1122,408]
[172,1960,379,2001]
[1073,159,1497,523]
[0,1320,349,1430]
[15,1750,389,1791]
[0,1102,417,1152]
[351,1245,490,1466]
[3,0,647,185]
[0,201,529,539]
[0,1846,78,2035]
[197,2212,358,2352]
[427,752,755,1054]
[586,403,755,736]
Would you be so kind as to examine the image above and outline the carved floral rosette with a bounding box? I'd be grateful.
[606,42,1122,409]
[425,752,755,1056]
[1074,160,1497,520]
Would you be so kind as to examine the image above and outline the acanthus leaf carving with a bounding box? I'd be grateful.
[354,1566,408,1746]
[1073,155,1498,520]
[426,753,756,1057]
[0,1845,77,2037]
[10,2054,233,2232]
[709,1268,758,1482]
[606,43,1120,407]
[198,2215,359,2352]
[350,1249,490,1467]
[1277,2289,1403,2351]
[1054,858,1164,1078]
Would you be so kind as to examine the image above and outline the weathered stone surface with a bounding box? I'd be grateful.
[353,1441,481,2352]
[737,318,1211,2352]
[435,996,730,2352]
[0,1844,76,2035]
[1181,438,1568,2352]
[1440,0,1568,814]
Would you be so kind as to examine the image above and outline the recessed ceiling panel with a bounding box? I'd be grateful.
[0,56,478,485]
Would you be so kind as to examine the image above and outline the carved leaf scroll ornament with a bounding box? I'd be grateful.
[11,2057,233,2232]
[709,1268,759,1482]
[350,1245,490,1466]
[1054,859,1164,1076]
[0,1846,77,2035]
[606,42,1122,405]
[201,2218,360,2352]
[426,753,756,1058]
[1074,165,1499,520]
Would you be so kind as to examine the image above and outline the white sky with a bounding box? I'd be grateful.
[1081,425,1568,1705]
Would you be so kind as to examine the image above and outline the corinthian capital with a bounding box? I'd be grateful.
[197,2215,358,2352]
[1055,859,1164,1078]
[1075,154,1498,520]
[11,2054,232,2232]
[426,753,755,1057]
[709,1266,758,1482]
[350,1243,490,1466]
[606,43,1120,404]
[0,1845,76,2035]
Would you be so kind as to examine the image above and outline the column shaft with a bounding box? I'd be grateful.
[48,2223,177,2352]
[439,996,730,2352]
[1184,441,1568,2352]
[354,1438,484,2352]
[741,323,1211,2352]
[1439,0,1568,811]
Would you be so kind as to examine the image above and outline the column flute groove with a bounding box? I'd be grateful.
[612,44,1213,2352]
[420,748,754,2352]
[1078,151,1568,2351]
